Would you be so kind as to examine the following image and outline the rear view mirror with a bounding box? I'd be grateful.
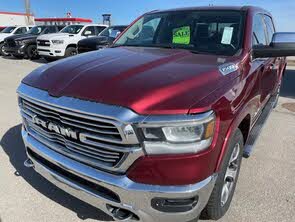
[252,32,295,58]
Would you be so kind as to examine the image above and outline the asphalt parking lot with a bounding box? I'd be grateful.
[0,57,294,222]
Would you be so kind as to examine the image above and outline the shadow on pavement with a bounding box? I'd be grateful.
[281,69,295,99]
[1,55,48,64]
[0,124,113,221]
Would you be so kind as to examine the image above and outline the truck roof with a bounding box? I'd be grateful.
[149,5,271,15]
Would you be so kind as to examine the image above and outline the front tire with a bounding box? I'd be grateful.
[201,129,244,220]
[27,45,40,60]
[0,42,9,56]
[65,47,77,58]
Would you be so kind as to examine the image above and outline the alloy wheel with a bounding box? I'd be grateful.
[221,143,240,206]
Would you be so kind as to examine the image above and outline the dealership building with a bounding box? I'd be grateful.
[35,17,93,25]
[0,11,35,27]
[0,11,93,28]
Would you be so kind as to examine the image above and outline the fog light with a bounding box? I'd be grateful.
[151,196,198,213]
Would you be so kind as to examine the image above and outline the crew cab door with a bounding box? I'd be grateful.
[252,14,277,106]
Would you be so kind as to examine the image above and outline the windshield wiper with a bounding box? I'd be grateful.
[189,50,200,54]
[152,44,175,49]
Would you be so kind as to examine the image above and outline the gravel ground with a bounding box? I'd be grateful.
[0,57,294,222]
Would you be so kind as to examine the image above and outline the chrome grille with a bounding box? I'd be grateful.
[19,97,133,170]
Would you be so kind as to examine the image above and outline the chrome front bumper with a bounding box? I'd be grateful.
[22,129,217,222]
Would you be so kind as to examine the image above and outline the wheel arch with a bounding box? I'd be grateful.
[215,112,251,171]
[238,114,251,144]
[66,44,77,49]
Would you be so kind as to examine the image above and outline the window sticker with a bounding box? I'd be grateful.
[221,27,234,45]
[173,26,190,45]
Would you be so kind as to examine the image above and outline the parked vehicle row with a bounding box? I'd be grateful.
[0,24,117,61]
[36,24,108,61]
[3,25,65,59]
[0,24,129,62]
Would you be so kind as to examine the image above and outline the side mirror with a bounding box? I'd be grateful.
[110,30,121,38]
[252,32,295,59]
[84,30,93,36]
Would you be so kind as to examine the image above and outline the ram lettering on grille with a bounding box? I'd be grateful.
[32,115,78,140]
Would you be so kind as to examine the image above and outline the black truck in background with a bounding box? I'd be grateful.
[4,25,64,59]
[77,25,128,53]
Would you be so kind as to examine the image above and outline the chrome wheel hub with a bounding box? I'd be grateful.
[221,143,240,206]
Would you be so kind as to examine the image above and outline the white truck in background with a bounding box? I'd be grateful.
[36,24,108,61]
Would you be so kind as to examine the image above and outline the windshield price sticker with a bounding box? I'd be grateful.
[221,27,234,45]
[173,26,191,45]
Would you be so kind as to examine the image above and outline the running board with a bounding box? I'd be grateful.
[243,95,277,158]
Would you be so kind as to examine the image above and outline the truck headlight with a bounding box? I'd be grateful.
[52,40,64,45]
[139,111,216,155]
[16,40,25,45]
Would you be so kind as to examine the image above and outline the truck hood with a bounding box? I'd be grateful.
[5,34,37,41]
[37,33,77,40]
[22,47,239,115]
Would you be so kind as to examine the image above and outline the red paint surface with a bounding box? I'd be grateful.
[22,6,286,185]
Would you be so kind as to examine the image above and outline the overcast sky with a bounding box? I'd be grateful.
[0,0,294,31]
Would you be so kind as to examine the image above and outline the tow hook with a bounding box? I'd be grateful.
[24,159,34,168]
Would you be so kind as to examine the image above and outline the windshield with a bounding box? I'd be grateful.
[100,26,127,38]
[27,26,46,35]
[1,26,16,33]
[114,10,245,56]
[60,25,84,34]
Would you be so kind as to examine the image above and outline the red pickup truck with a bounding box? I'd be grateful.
[17,6,294,222]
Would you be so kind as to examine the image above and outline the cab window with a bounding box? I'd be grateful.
[14,27,28,34]
[252,14,267,46]
[96,26,107,35]
[46,26,58,33]
[264,15,275,44]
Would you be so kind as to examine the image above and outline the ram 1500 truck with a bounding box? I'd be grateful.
[17,6,294,222]
[36,24,108,61]
[0,26,32,56]
[77,25,128,53]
